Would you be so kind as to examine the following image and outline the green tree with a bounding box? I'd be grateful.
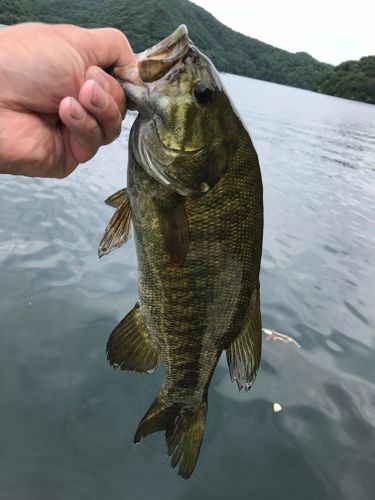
[0,0,37,24]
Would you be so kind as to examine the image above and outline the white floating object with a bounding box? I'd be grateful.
[273,403,282,413]
[262,328,301,348]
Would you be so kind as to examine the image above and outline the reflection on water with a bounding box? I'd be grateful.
[0,75,375,499]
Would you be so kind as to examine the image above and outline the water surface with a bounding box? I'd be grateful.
[0,75,374,500]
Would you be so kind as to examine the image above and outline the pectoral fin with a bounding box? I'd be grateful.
[105,188,128,208]
[226,287,262,391]
[98,189,132,258]
[157,197,189,266]
[107,303,161,373]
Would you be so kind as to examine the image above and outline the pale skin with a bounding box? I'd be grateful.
[0,23,137,178]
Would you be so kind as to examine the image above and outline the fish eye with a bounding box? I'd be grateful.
[193,84,214,105]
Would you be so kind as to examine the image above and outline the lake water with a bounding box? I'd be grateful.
[0,74,374,500]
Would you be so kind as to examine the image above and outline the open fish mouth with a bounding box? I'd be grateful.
[141,24,189,59]
[138,24,189,83]
[115,25,191,117]
[115,25,190,85]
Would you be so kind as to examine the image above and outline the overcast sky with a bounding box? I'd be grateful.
[191,0,374,65]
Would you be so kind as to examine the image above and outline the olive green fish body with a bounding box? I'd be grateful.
[99,25,263,478]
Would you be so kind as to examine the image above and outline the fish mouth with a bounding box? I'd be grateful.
[141,25,189,65]
[115,25,190,85]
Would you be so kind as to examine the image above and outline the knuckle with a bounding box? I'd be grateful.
[106,27,126,40]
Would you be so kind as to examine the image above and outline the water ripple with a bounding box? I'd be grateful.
[1,75,375,500]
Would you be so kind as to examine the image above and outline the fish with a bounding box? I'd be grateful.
[99,25,263,479]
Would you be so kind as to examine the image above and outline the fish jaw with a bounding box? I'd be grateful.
[140,24,188,61]
[115,24,189,86]
[114,25,190,114]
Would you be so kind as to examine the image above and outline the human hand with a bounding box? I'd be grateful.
[0,23,136,178]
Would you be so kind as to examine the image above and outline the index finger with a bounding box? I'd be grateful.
[88,28,138,68]
[54,25,137,69]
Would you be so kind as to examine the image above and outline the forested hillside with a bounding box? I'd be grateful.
[0,0,332,91]
[0,0,37,24]
[0,0,373,104]
[316,56,375,105]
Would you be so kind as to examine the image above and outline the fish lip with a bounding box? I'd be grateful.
[115,25,190,85]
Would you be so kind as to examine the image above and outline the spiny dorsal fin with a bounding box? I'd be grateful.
[105,188,128,208]
[157,197,189,267]
[107,303,160,373]
[134,394,207,479]
[226,287,262,391]
[98,190,131,258]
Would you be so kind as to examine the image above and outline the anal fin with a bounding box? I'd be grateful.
[226,287,262,391]
[99,188,132,258]
[107,303,160,373]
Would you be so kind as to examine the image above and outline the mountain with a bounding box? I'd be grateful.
[0,0,332,90]
[316,56,375,105]
[0,0,373,104]
[102,0,333,90]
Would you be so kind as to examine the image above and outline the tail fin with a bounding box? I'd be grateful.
[134,394,207,479]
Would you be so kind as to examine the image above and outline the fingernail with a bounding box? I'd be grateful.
[91,81,108,110]
[70,97,85,120]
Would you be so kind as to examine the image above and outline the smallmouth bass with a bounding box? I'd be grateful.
[99,25,263,479]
